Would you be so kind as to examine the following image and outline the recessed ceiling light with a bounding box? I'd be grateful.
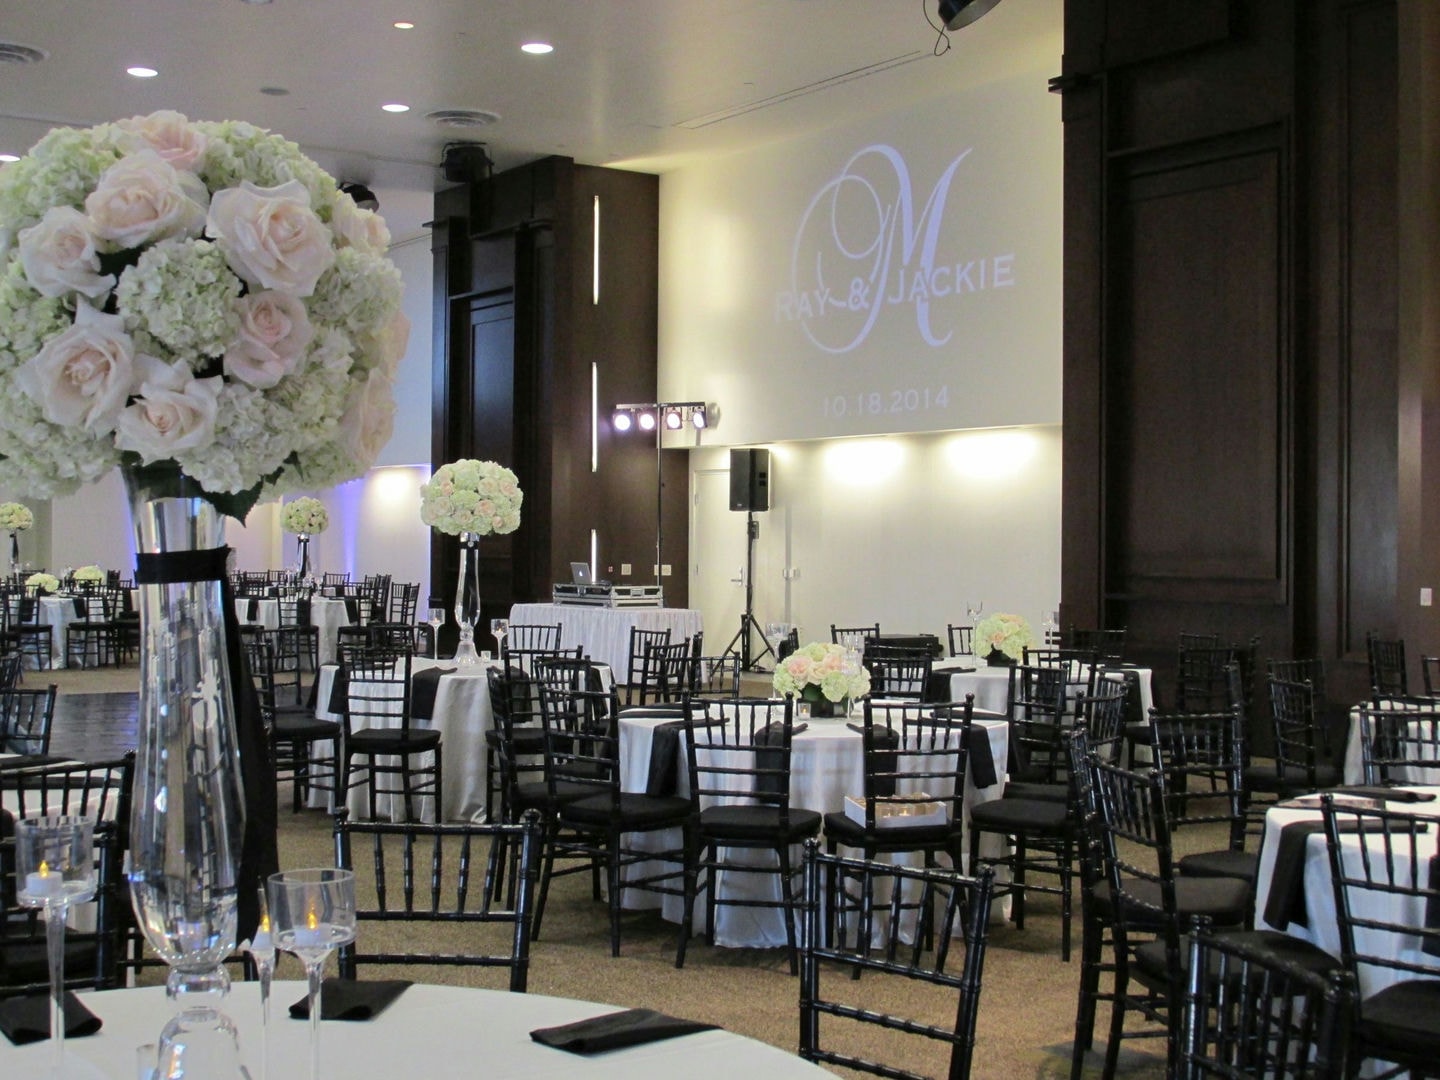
[393,21,415,30]
[259,86,290,97]
[521,42,554,55]
[381,102,410,113]
[0,154,19,163]
[126,66,158,78]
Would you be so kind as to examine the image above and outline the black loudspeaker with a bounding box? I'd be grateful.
[442,142,494,185]
[729,448,770,512]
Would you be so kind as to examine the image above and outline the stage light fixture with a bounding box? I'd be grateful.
[691,405,708,429]
[663,406,684,430]
[637,409,656,432]
[612,409,632,432]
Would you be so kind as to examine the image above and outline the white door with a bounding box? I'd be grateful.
[691,468,749,661]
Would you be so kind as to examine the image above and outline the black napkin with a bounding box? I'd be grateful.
[243,598,259,622]
[965,726,999,789]
[289,978,411,1021]
[325,665,348,715]
[1332,786,1438,803]
[0,991,103,1045]
[754,721,807,796]
[342,597,360,623]
[1423,854,1440,957]
[294,598,312,626]
[848,723,901,797]
[530,1008,718,1054]
[70,596,86,619]
[1262,819,1399,930]
[923,671,954,703]
[411,667,455,720]
[642,713,688,797]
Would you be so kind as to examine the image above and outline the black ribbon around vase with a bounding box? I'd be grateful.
[133,545,279,944]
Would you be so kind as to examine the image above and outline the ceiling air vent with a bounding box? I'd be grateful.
[0,42,48,65]
[426,109,501,130]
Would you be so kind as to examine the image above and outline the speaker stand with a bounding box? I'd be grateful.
[720,512,774,672]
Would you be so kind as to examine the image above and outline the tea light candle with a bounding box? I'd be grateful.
[24,860,66,901]
[250,913,274,955]
[291,908,327,948]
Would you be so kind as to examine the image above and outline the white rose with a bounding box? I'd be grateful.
[206,179,335,296]
[375,309,409,379]
[340,370,395,468]
[16,303,135,432]
[223,290,315,389]
[17,207,114,299]
[115,355,221,461]
[114,110,208,171]
[330,192,391,254]
[84,150,208,249]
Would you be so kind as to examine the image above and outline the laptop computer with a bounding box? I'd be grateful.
[569,562,592,585]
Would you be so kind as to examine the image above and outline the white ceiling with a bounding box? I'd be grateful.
[0,0,1061,241]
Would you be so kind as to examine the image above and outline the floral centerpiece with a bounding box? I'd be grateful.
[73,563,105,584]
[773,641,872,717]
[280,496,328,534]
[0,109,407,1051]
[25,571,59,595]
[973,612,1035,664]
[0,501,33,532]
[419,459,523,664]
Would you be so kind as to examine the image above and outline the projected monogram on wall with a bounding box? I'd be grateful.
[776,144,1015,354]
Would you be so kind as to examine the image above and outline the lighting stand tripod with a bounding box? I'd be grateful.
[720,512,773,671]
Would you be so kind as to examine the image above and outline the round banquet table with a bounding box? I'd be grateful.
[0,982,835,1078]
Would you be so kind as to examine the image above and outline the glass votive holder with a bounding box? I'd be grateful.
[796,701,812,721]
[14,815,97,907]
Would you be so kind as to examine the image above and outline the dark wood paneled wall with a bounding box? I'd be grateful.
[1059,0,1399,703]
[430,158,675,631]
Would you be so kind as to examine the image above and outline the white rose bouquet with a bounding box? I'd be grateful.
[0,501,33,531]
[419,459,523,536]
[974,612,1036,662]
[0,110,408,519]
[73,564,105,583]
[26,571,59,594]
[280,496,328,535]
[773,641,871,704]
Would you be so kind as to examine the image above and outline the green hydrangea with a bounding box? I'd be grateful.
[115,238,241,363]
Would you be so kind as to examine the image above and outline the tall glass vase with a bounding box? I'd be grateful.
[453,531,482,665]
[124,466,248,1076]
[295,532,311,586]
[7,530,17,581]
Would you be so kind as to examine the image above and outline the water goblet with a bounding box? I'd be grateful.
[268,869,357,1080]
[15,815,98,1079]
[426,605,445,660]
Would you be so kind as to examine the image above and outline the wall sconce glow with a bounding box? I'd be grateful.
[590,361,598,472]
[946,429,1038,479]
[126,66,158,78]
[590,529,598,579]
[592,196,601,305]
[370,465,422,508]
[824,439,904,485]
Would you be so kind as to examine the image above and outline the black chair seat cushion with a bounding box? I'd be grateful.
[562,792,691,830]
[700,804,821,843]
[274,715,341,740]
[1094,875,1251,927]
[1176,848,1259,885]
[514,779,595,808]
[1000,781,1069,804]
[0,938,102,988]
[1362,978,1440,1059]
[349,727,441,752]
[969,797,1070,835]
[821,810,960,850]
[1132,929,1341,985]
[1244,761,1342,793]
[508,727,547,754]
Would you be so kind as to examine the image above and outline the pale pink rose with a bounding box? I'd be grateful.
[17,207,114,299]
[498,510,520,533]
[340,370,396,467]
[374,309,409,379]
[223,290,314,389]
[16,303,135,431]
[114,110,208,172]
[786,656,815,682]
[115,356,220,461]
[330,192,391,253]
[206,179,335,296]
[84,150,208,249]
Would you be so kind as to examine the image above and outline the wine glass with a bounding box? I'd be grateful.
[426,605,445,660]
[268,868,357,1080]
[244,887,277,1080]
[763,620,792,667]
[966,599,984,622]
[490,617,509,658]
[15,815,97,1079]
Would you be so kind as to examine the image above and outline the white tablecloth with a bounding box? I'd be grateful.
[1252,786,1440,999]
[314,656,496,823]
[616,708,1010,948]
[10,594,86,669]
[509,603,702,682]
[934,659,1155,718]
[1343,701,1440,784]
[236,596,356,666]
[0,982,833,1079]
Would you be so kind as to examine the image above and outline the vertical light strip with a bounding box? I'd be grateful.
[590,361,599,473]
[590,528,598,579]
[592,195,601,305]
